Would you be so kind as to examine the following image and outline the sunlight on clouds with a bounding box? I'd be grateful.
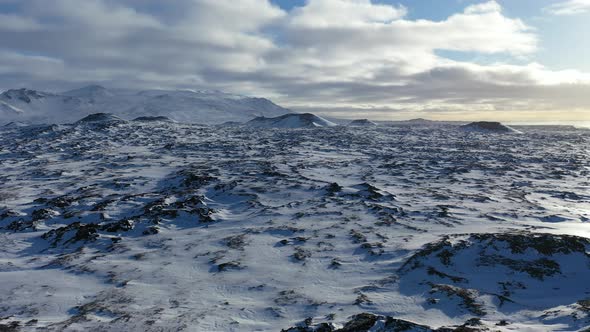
[289,0,406,27]
[0,0,587,121]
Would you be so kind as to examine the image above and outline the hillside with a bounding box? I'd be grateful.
[245,113,337,128]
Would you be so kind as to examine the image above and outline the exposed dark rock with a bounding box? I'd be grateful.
[142,226,159,236]
[358,183,384,200]
[339,313,378,331]
[91,199,115,211]
[460,121,520,133]
[426,267,467,283]
[217,261,242,272]
[0,321,20,332]
[429,284,486,316]
[31,208,59,221]
[143,198,178,219]
[325,182,342,195]
[578,299,590,312]
[246,113,336,128]
[46,196,75,208]
[293,247,312,261]
[133,116,173,122]
[350,229,367,243]
[5,219,36,232]
[76,113,125,124]
[0,208,19,220]
[354,293,373,305]
[101,219,134,233]
[472,233,590,256]
[479,256,560,280]
[42,222,100,247]
[179,170,217,188]
[223,234,247,250]
[281,313,494,332]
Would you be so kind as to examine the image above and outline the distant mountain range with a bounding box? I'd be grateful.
[0,85,291,125]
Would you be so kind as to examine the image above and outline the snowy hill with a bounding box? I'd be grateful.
[460,121,521,133]
[245,113,337,128]
[75,113,126,126]
[0,86,291,125]
[400,118,433,124]
[347,119,377,126]
[132,116,175,123]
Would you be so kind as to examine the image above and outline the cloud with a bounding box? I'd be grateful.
[0,51,64,77]
[289,0,406,27]
[272,0,537,87]
[545,0,590,15]
[0,13,42,31]
[0,0,588,120]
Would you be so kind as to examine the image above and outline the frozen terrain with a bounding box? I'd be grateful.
[0,116,589,331]
[0,86,291,125]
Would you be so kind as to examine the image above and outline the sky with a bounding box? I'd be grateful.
[0,0,589,122]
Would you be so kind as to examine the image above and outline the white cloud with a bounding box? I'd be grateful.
[270,0,538,89]
[545,0,590,15]
[464,1,502,14]
[289,0,406,27]
[0,51,64,74]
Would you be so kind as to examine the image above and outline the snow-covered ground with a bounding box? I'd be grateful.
[0,118,589,331]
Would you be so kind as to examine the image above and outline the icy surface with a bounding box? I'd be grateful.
[0,121,589,331]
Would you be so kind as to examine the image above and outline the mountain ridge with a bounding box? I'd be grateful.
[0,85,292,125]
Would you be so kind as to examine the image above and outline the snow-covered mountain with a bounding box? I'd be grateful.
[0,86,291,125]
[62,84,114,99]
[245,113,337,128]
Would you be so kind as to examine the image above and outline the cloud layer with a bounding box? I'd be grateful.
[545,0,590,15]
[0,0,588,121]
